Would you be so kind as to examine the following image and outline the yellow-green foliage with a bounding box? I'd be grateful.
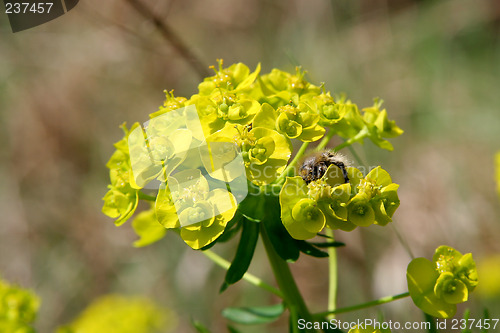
[0,277,40,333]
[58,294,176,333]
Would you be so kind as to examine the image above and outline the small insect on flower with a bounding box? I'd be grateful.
[298,150,350,184]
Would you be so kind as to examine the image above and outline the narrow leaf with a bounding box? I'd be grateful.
[223,218,260,287]
[222,303,285,325]
[191,319,212,333]
[296,240,329,258]
[227,325,242,333]
[238,190,265,222]
[309,241,346,248]
[217,212,243,243]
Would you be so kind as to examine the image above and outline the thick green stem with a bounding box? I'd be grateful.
[260,223,315,331]
[424,313,439,333]
[325,229,337,320]
[275,141,310,184]
[312,292,410,319]
[202,249,283,298]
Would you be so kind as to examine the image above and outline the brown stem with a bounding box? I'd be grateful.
[123,0,210,79]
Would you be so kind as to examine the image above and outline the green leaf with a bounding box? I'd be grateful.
[227,325,242,333]
[296,240,329,258]
[308,241,346,248]
[216,212,243,243]
[222,303,285,325]
[262,195,300,262]
[191,319,212,333]
[237,188,265,222]
[223,218,260,288]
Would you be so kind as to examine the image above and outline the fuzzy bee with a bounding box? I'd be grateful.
[298,151,350,184]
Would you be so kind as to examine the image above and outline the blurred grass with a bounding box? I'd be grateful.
[0,0,499,331]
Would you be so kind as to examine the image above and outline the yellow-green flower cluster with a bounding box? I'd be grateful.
[0,277,40,333]
[155,170,237,250]
[103,60,403,248]
[407,246,478,318]
[57,294,176,333]
[102,123,140,226]
[279,166,400,240]
[329,96,403,151]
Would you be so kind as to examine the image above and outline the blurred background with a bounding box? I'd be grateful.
[1,0,499,331]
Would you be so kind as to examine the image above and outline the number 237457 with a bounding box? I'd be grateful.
[5,2,54,14]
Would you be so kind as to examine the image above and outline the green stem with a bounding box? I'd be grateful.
[138,191,156,201]
[424,313,439,333]
[346,144,366,167]
[202,249,283,298]
[331,140,353,152]
[260,223,315,331]
[325,229,338,320]
[315,129,336,151]
[275,141,310,184]
[312,292,410,319]
[390,224,415,259]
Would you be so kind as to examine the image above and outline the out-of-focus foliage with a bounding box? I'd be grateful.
[496,152,500,198]
[57,294,176,333]
[348,326,390,333]
[0,277,40,333]
[476,254,500,299]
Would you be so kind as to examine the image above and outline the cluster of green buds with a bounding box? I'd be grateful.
[0,277,40,332]
[280,166,400,240]
[102,60,403,249]
[407,246,479,318]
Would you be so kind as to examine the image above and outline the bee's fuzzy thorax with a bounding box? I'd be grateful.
[297,150,351,184]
